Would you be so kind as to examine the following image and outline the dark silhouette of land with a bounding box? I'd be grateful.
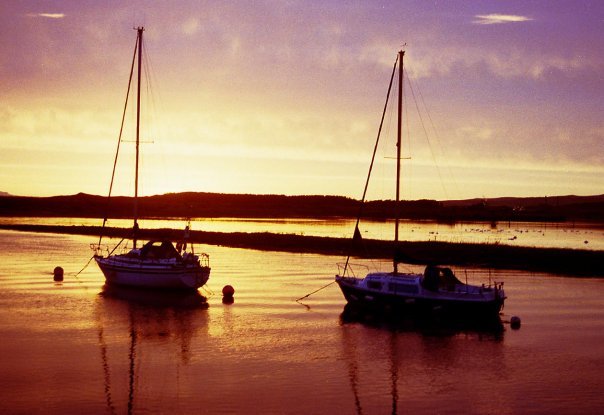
[1,192,603,277]
[0,223,602,276]
[1,192,603,222]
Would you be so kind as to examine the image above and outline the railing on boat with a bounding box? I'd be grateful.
[196,253,210,268]
[336,263,369,278]
[90,243,133,257]
[90,243,210,267]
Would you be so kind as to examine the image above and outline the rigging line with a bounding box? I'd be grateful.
[98,31,139,246]
[139,40,154,197]
[403,75,412,199]
[412,73,462,198]
[142,39,160,125]
[141,41,170,196]
[107,237,127,256]
[343,54,399,276]
[404,69,449,199]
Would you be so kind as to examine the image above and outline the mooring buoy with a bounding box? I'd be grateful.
[53,266,64,282]
[222,285,235,304]
[510,316,521,330]
[222,285,235,298]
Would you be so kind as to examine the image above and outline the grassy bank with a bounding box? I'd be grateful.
[1,224,603,277]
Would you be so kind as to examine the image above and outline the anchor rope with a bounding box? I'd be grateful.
[296,280,336,303]
[73,254,96,279]
[69,236,127,290]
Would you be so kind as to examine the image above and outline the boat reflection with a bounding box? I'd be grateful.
[100,284,209,310]
[340,304,506,414]
[340,303,504,339]
[95,285,210,414]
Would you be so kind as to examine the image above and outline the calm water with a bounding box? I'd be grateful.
[1,216,603,250]
[1,229,604,414]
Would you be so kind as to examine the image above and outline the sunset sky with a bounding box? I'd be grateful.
[1,1,603,200]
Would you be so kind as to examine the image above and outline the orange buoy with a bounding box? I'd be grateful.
[53,266,64,282]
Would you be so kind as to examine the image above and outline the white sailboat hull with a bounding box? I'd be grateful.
[95,255,210,290]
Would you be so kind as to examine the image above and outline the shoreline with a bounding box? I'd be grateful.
[2,224,603,277]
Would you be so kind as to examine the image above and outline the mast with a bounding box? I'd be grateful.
[133,26,144,249]
[394,50,404,273]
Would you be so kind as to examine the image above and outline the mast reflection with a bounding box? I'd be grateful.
[340,303,505,338]
[339,304,505,414]
[95,285,209,414]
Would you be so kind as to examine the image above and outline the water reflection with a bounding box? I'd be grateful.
[340,305,506,415]
[100,284,209,310]
[341,317,404,415]
[95,285,209,414]
[339,304,504,339]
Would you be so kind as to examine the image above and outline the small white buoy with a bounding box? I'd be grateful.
[53,266,64,282]
[510,316,521,330]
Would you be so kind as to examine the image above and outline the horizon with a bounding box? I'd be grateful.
[1,189,603,204]
[2,1,603,200]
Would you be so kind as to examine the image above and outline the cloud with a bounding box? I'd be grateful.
[474,14,533,25]
[367,41,596,82]
[479,51,598,80]
[26,13,65,19]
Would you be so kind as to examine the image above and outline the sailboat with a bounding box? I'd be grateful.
[335,50,505,317]
[93,27,210,290]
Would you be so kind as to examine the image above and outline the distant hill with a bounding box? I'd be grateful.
[0,192,603,222]
[443,195,604,208]
[440,195,604,222]
[0,191,12,197]
[0,192,359,219]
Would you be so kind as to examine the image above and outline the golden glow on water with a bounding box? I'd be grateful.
[1,230,604,413]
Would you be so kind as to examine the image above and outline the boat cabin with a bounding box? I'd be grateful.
[139,240,181,260]
[421,265,462,291]
[363,273,421,294]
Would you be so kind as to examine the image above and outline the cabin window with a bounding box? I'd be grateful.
[367,281,382,290]
[388,282,419,294]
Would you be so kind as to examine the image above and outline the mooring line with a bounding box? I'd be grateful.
[296,280,336,303]
[58,254,95,292]
[73,254,96,279]
[68,237,127,288]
